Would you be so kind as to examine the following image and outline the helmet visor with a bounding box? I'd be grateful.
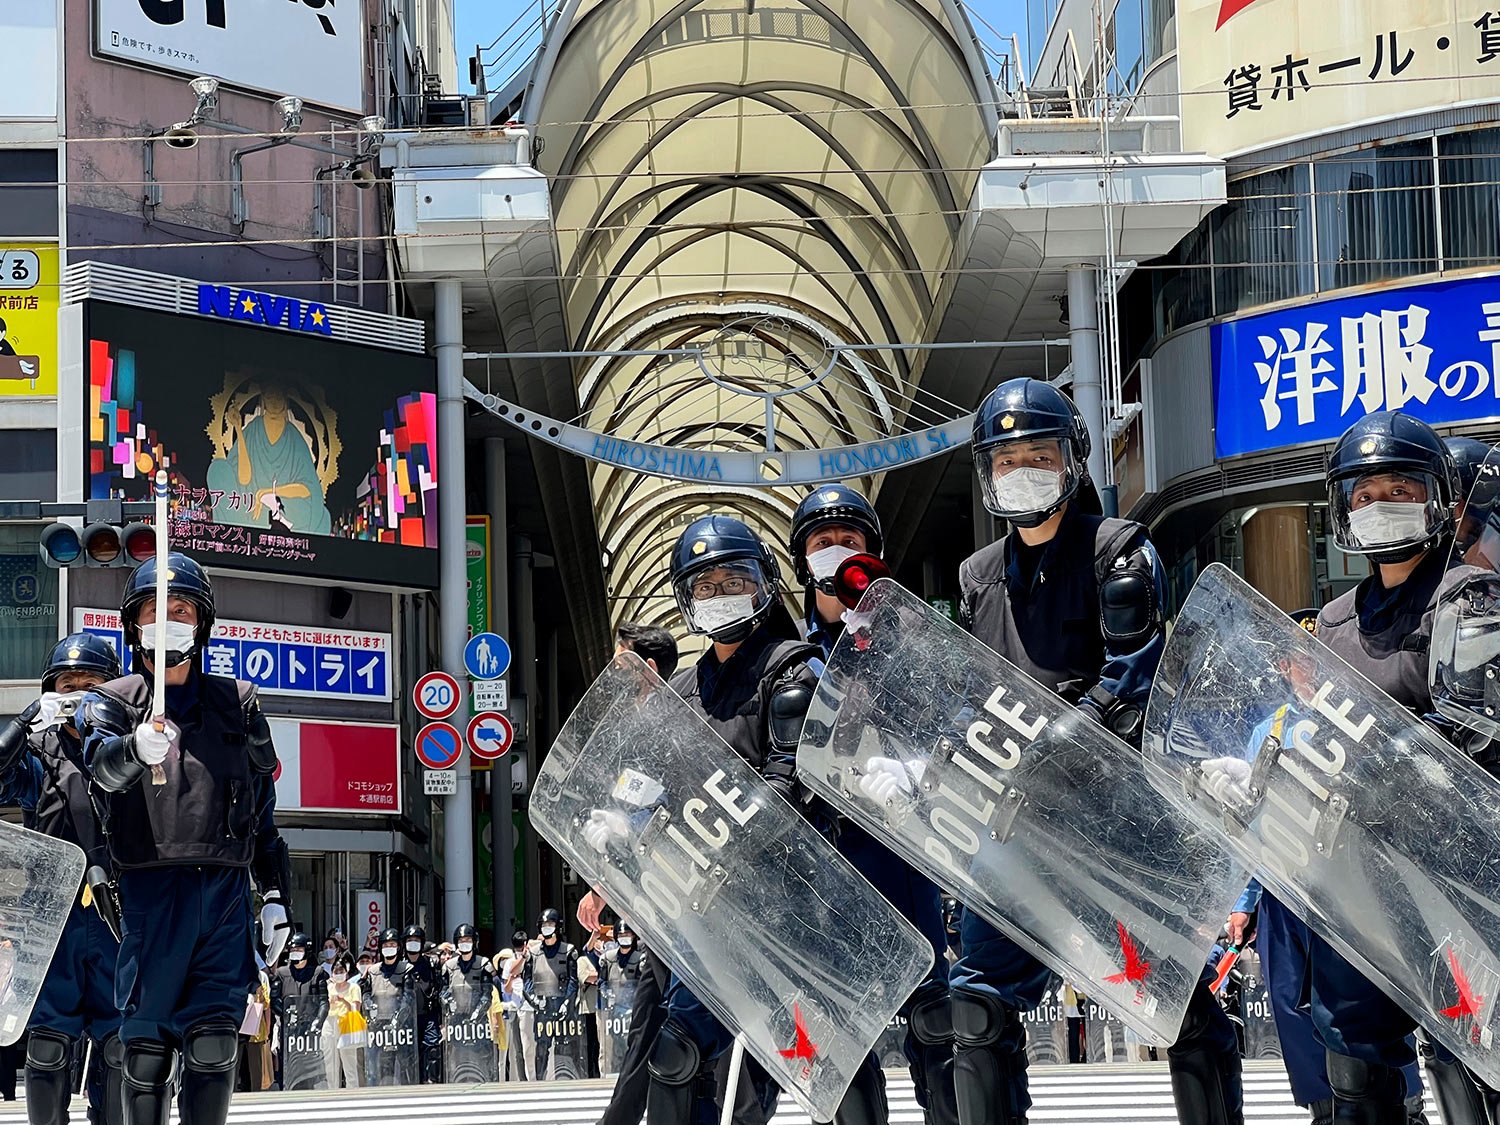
[675,558,777,637]
[974,437,1081,521]
[1329,469,1446,556]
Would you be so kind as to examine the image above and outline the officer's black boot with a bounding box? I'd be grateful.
[98,1034,125,1125]
[119,1041,173,1125]
[951,987,1028,1125]
[907,988,959,1125]
[1326,1050,1408,1125]
[25,1028,76,1125]
[176,1024,238,1125]
[1167,984,1243,1125]
[1310,1098,1335,1125]
[831,1053,888,1125]
[646,1019,717,1125]
[1420,1045,1488,1125]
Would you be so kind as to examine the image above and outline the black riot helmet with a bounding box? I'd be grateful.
[1327,411,1457,564]
[286,932,311,961]
[379,928,400,961]
[41,632,122,693]
[537,907,563,943]
[402,924,426,954]
[971,378,1090,527]
[1445,436,1494,507]
[120,552,216,665]
[453,923,477,944]
[788,485,884,591]
[616,920,638,947]
[670,515,783,643]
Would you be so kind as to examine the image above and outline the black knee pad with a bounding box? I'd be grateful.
[647,1019,703,1086]
[908,989,954,1046]
[123,1041,175,1089]
[182,1024,239,1074]
[25,1029,73,1072]
[951,988,1018,1049]
[1327,1050,1406,1102]
[100,1032,124,1070]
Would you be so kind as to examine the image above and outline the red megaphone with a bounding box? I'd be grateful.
[832,553,891,609]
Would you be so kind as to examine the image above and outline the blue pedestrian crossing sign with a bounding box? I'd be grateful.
[464,632,511,680]
[414,721,463,770]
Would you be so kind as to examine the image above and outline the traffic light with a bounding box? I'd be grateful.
[39,520,156,568]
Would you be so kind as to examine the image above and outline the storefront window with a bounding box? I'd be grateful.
[1211,165,1315,316]
[0,524,58,682]
[1440,127,1500,271]
[1314,140,1437,291]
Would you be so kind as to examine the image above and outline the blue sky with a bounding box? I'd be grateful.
[455,0,1031,95]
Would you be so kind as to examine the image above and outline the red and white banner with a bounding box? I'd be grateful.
[269,718,400,815]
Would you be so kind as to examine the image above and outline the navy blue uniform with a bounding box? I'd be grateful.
[955,506,1239,1124]
[78,669,287,1125]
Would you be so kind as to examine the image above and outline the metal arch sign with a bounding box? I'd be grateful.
[463,385,975,487]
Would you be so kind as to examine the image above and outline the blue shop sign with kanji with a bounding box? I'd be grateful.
[1213,273,1500,459]
[73,609,392,702]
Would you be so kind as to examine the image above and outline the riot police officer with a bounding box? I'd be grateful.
[597,919,671,1125]
[1313,413,1476,1121]
[640,514,872,1125]
[0,633,123,1125]
[400,924,440,1083]
[77,553,290,1125]
[366,929,415,1086]
[945,378,1240,1125]
[272,934,327,1092]
[524,907,579,1080]
[789,485,958,1125]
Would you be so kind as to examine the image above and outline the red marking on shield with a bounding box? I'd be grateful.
[1104,921,1152,985]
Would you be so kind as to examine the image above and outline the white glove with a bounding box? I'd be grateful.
[30,693,80,733]
[132,722,172,766]
[260,892,291,965]
[583,808,629,855]
[858,756,924,805]
[1200,756,1254,809]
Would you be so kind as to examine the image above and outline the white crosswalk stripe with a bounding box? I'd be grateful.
[0,1062,1448,1124]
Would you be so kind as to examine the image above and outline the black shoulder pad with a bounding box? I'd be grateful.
[76,689,141,740]
[769,678,814,752]
[239,684,277,775]
[1099,545,1159,649]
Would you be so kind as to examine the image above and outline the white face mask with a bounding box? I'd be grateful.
[691,594,757,634]
[332,972,347,983]
[1348,500,1430,548]
[292,951,306,964]
[381,946,398,960]
[540,924,557,938]
[458,941,473,954]
[405,940,422,954]
[619,935,634,948]
[991,466,1065,515]
[806,545,858,582]
[358,964,372,976]
[152,620,198,658]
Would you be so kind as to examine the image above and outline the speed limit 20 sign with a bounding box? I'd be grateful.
[413,671,461,720]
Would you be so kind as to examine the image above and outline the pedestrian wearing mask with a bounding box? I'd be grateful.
[323,953,364,1089]
[500,933,529,1082]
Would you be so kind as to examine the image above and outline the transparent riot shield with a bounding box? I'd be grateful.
[1234,948,1282,1061]
[0,823,84,1044]
[797,578,1247,1046]
[363,987,419,1087]
[278,993,330,1092]
[598,969,638,1076]
[532,1001,591,1080]
[529,652,933,1120]
[1432,443,1500,738]
[442,979,499,1084]
[1085,996,1148,1063]
[1146,562,1500,1087]
[873,1013,909,1070]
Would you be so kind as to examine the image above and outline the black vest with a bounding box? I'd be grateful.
[94,672,258,869]
[669,632,821,771]
[959,512,1145,699]
[1317,550,1449,714]
[30,727,108,866]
